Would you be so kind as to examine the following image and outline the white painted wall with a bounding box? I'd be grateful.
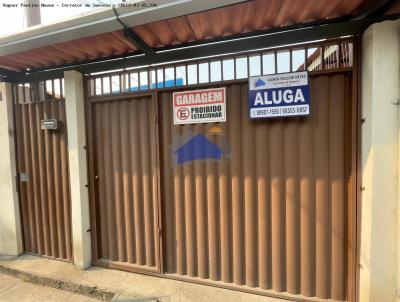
[0,82,23,256]
[360,19,400,302]
[64,70,92,269]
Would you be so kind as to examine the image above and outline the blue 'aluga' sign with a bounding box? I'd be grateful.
[248,71,310,119]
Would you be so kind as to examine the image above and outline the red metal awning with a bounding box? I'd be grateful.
[0,0,398,73]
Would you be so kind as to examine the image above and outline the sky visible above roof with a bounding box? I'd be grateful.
[0,0,133,36]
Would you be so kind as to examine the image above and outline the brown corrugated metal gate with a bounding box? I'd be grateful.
[13,83,73,261]
[87,41,357,302]
[160,75,353,301]
[89,94,161,272]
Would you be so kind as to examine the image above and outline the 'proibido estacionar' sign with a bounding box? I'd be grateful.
[173,87,226,125]
[248,71,310,119]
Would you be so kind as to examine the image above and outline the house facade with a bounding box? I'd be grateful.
[0,1,399,302]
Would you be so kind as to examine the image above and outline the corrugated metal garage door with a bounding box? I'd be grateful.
[159,73,352,301]
[90,95,161,272]
[14,83,73,261]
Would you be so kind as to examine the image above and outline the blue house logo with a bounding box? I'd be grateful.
[174,133,224,165]
[254,78,266,88]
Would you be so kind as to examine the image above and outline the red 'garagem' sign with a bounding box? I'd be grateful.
[173,87,226,125]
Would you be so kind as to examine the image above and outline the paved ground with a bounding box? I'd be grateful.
[0,273,99,302]
[0,254,283,302]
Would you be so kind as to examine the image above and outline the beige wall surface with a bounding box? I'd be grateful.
[0,82,23,256]
[64,70,92,269]
[360,19,400,302]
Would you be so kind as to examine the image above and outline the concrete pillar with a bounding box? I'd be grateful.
[64,70,91,269]
[360,19,400,302]
[0,82,23,256]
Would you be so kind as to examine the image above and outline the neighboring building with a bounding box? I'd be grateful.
[0,1,399,302]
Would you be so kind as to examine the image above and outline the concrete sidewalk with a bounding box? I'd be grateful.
[0,254,283,302]
[0,273,98,302]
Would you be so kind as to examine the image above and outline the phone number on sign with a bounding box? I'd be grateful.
[250,105,309,118]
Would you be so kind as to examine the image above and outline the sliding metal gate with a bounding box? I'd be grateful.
[160,74,354,301]
[86,39,357,302]
[13,81,72,261]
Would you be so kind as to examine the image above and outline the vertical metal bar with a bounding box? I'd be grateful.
[14,84,19,104]
[221,59,224,81]
[289,49,293,72]
[22,83,26,104]
[59,78,63,99]
[163,68,166,88]
[51,79,55,100]
[207,62,211,83]
[196,62,200,84]
[173,66,176,87]
[305,47,308,71]
[29,83,34,103]
[246,55,250,78]
[185,64,188,85]
[233,58,237,80]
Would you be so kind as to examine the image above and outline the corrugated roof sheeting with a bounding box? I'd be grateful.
[0,30,137,71]
[387,1,400,14]
[0,0,381,72]
[133,0,364,48]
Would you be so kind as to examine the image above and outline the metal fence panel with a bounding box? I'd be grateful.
[14,90,72,261]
